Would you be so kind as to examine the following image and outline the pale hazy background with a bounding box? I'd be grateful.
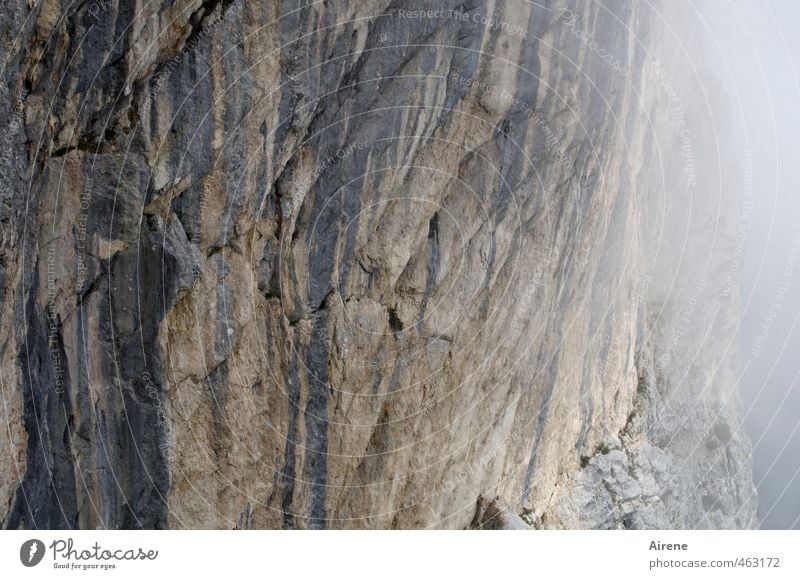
[702,0,800,529]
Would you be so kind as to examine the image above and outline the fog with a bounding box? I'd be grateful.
[700,0,800,529]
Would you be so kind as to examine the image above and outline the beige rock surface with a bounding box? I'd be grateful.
[0,0,756,529]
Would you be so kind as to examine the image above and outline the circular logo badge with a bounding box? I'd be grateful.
[20,539,45,567]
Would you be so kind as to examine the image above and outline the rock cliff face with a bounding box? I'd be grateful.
[0,0,756,529]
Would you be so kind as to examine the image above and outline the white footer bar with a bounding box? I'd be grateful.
[1,530,796,578]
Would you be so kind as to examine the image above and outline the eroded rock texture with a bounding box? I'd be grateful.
[0,0,756,529]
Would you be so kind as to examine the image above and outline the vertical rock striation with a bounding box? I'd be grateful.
[0,0,756,529]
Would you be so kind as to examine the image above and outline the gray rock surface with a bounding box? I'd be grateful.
[0,0,756,529]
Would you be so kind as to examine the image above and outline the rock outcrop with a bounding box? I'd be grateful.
[0,0,756,529]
